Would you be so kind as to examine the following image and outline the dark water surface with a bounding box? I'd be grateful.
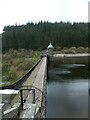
[46,56,89,118]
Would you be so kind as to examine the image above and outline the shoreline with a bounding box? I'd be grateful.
[53,53,90,57]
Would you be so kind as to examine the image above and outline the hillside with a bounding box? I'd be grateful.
[2,21,88,51]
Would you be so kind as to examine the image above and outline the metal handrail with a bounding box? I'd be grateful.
[20,86,35,110]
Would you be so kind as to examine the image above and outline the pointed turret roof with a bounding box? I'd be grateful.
[47,43,54,49]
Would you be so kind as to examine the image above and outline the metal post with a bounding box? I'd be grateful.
[20,90,23,110]
[33,89,35,104]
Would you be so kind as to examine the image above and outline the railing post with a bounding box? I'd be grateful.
[20,89,23,110]
[33,89,35,104]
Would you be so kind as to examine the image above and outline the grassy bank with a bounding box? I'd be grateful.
[2,49,41,86]
[54,47,90,54]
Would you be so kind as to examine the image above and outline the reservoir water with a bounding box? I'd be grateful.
[46,56,89,118]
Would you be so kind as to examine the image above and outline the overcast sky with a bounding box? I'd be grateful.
[0,0,89,33]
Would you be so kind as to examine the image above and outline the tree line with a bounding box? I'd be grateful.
[2,21,88,51]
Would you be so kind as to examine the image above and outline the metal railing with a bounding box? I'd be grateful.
[20,86,35,110]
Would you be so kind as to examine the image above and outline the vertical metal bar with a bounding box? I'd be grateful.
[33,89,35,104]
[20,89,23,110]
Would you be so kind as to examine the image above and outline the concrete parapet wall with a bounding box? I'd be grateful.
[20,57,47,119]
[33,57,47,107]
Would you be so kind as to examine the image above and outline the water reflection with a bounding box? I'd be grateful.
[46,57,89,118]
[48,63,88,81]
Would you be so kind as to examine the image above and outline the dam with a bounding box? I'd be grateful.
[0,53,89,119]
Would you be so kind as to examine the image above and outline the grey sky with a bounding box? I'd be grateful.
[0,0,89,33]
